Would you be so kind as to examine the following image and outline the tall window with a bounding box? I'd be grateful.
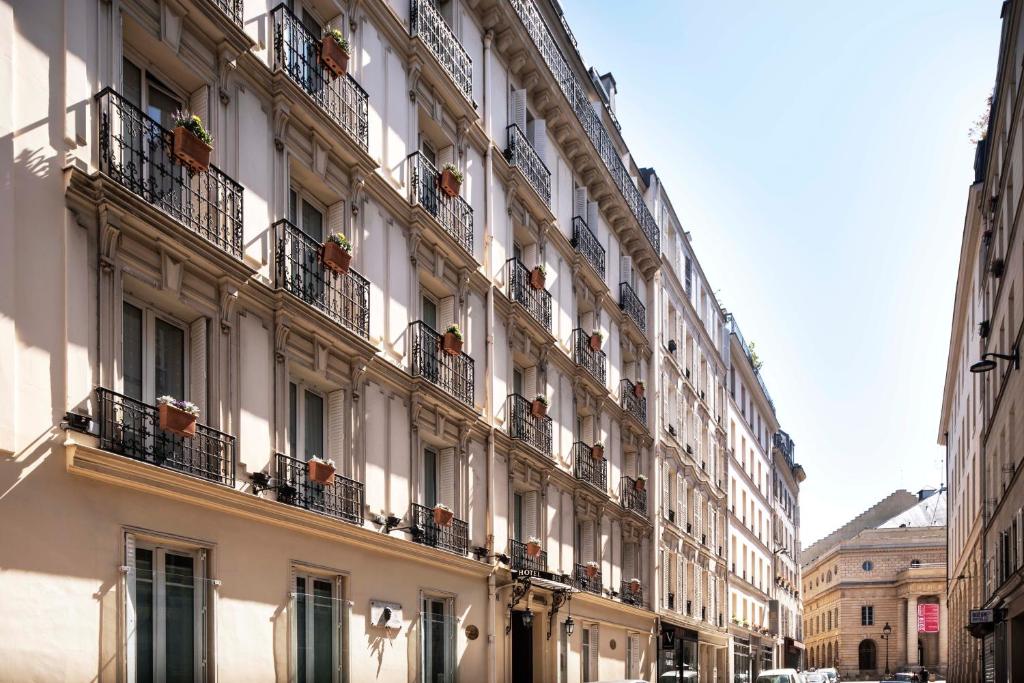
[861,605,874,626]
[422,596,454,683]
[294,570,347,682]
[424,448,438,508]
[123,301,188,403]
[289,383,325,462]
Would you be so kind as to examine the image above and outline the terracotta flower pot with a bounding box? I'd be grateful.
[320,37,349,78]
[158,403,197,438]
[529,267,546,290]
[172,127,212,173]
[634,478,646,492]
[441,331,463,356]
[526,541,542,558]
[591,445,604,460]
[438,168,462,198]
[531,399,548,418]
[589,333,602,352]
[634,382,645,398]
[585,564,599,579]
[321,242,352,274]
[307,460,336,486]
[433,506,454,527]
[629,580,641,593]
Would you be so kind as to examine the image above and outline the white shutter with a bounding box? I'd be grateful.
[623,542,635,579]
[125,533,138,683]
[574,186,588,220]
[189,317,207,420]
[523,242,538,269]
[438,145,455,169]
[582,520,594,563]
[620,254,632,286]
[662,463,671,519]
[326,201,345,240]
[588,625,599,680]
[511,89,527,132]
[581,415,594,443]
[523,490,538,541]
[694,492,703,538]
[587,200,599,233]
[528,118,547,167]
[677,554,684,613]
[709,574,717,623]
[629,633,640,676]
[328,390,344,465]
[524,366,537,400]
[695,564,703,619]
[680,479,688,528]
[438,296,455,330]
[662,551,670,606]
[438,447,455,509]
[189,85,209,133]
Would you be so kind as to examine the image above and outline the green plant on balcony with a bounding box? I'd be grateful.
[321,26,351,78]
[589,329,603,352]
[526,536,542,558]
[438,163,464,197]
[441,323,464,356]
[634,474,647,492]
[584,560,599,579]
[433,502,454,527]
[171,110,213,173]
[591,441,605,460]
[156,395,200,437]
[530,263,546,290]
[307,455,336,485]
[531,393,549,418]
[322,232,353,274]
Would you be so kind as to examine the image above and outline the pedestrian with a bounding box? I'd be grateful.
[920,667,930,683]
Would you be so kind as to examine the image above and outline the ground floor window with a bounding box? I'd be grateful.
[294,570,348,682]
[733,637,750,683]
[422,595,454,683]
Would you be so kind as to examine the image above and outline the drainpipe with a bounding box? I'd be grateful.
[483,28,497,683]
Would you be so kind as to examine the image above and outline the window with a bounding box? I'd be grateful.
[581,625,599,682]
[423,447,456,511]
[289,383,325,462]
[626,633,640,678]
[294,571,347,683]
[861,605,874,626]
[422,596,454,683]
[862,560,874,572]
[126,534,207,682]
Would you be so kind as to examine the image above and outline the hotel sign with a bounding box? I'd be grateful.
[917,603,939,633]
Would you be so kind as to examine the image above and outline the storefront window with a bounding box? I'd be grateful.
[734,638,751,683]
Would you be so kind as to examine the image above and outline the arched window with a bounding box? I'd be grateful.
[858,639,877,671]
[826,642,833,666]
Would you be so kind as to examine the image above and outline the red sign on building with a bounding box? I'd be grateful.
[918,603,939,633]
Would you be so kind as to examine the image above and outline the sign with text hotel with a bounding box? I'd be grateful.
[917,603,939,633]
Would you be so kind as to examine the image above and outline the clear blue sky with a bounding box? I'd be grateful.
[560,0,1001,546]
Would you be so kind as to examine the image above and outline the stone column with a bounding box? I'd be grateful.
[939,594,949,667]
[906,596,919,667]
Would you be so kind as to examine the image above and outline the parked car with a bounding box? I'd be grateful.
[817,667,840,682]
[801,673,827,683]
[755,669,802,683]
[659,671,699,681]
[890,674,918,682]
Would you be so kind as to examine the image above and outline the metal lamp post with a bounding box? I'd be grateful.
[881,622,892,676]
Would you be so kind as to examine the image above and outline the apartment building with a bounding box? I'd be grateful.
[649,170,731,682]
[725,315,781,681]
[770,430,806,669]
[0,0,667,680]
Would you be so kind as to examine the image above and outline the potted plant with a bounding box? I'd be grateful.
[584,561,599,579]
[171,110,213,173]
[628,577,641,593]
[441,323,463,356]
[307,456,336,485]
[633,380,645,398]
[591,441,605,460]
[320,26,351,78]
[525,536,542,558]
[433,502,454,527]
[529,263,546,290]
[531,394,549,418]
[321,232,352,274]
[589,329,603,352]
[438,163,463,198]
[156,396,199,437]
[634,474,647,492]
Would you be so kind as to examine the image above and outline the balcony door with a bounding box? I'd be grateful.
[288,188,326,301]
[122,58,183,206]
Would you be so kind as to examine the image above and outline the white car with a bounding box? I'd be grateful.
[756,669,802,683]
[817,667,839,682]
[802,673,828,683]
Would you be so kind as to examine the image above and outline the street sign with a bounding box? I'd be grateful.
[970,609,995,624]
[918,603,940,633]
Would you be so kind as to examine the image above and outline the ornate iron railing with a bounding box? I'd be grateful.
[571,328,606,385]
[620,476,648,515]
[620,378,647,425]
[95,89,243,259]
[619,281,646,335]
[572,216,605,278]
[573,563,602,594]
[409,0,472,101]
[508,394,552,455]
[505,258,551,330]
[408,321,475,407]
[510,538,547,573]
[410,502,468,555]
[271,4,369,150]
[274,220,369,338]
[409,152,473,253]
[508,0,659,252]
[275,453,364,525]
[572,442,607,491]
[620,579,644,607]
[505,124,551,207]
[95,387,235,486]
[210,0,243,25]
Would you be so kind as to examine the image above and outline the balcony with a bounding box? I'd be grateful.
[510,538,547,574]
[505,124,551,207]
[619,282,646,335]
[620,378,647,426]
[409,152,473,254]
[505,258,552,331]
[274,220,369,338]
[619,579,644,607]
[572,216,605,279]
[620,476,648,515]
[210,0,242,25]
[271,4,369,150]
[409,0,472,101]
[572,442,607,491]
[95,89,243,260]
[571,328,607,386]
[508,394,552,455]
[275,453,364,525]
[95,387,235,487]
[410,502,468,555]
[573,563,602,594]
[408,321,475,408]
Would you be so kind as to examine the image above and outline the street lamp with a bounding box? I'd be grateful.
[881,622,892,676]
[970,349,1019,374]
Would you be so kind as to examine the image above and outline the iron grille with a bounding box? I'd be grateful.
[572,442,607,491]
[507,394,552,455]
[510,538,547,573]
[573,563,602,594]
[210,0,243,25]
[505,258,552,330]
[620,476,648,515]
[409,0,473,100]
[571,216,605,278]
[620,378,647,425]
[410,502,468,555]
[409,152,473,253]
[505,124,551,206]
[571,328,607,385]
[620,579,644,607]
[275,453,364,525]
[408,321,475,407]
[619,281,646,334]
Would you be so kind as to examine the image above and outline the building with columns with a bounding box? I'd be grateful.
[800,489,947,680]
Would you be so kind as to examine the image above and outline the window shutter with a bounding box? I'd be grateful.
[336,576,348,678]
[587,200,599,234]
[588,625,599,680]
[328,390,344,465]
[511,89,527,132]
[620,254,632,286]
[438,447,456,509]
[694,492,703,537]
[679,479,687,526]
[581,414,594,443]
[662,462,670,519]
[438,145,455,170]
[523,242,538,269]
[677,554,684,612]
[190,85,209,135]
[189,317,207,420]
[326,201,345,240]
[582,520,594,563]
[629,633,640,676]
[125,533,138,683]
[524,366,537,400]
[197,548,208,679]
[522,490,538,541]
[662,551,670,606]
[439,296,455,330]
[623,542,635,580]
[695,564,703,618]
[528,118,547,167]
[574,186,588,220]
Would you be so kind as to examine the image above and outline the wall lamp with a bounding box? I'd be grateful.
[970,348,1019,374]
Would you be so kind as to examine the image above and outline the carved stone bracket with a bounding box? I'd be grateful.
[218,279,239,334]
[274,314,291,364]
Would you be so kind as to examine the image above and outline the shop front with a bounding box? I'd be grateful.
[659,623,700,680]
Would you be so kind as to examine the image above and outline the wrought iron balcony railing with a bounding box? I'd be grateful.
[620,378,647,425]
[508,0,659,253]
[510,538,547,573]
[211,0,243,25]
[271,4,369,150]
[409,0,472,101]
[408,321,475,407]
[95,387,235,487]
[410,502,468,555]
[409,152,473,253]
[619,579,644,607]
[571,216,605,279]
[619,281,646,335]
[505,124,551,207]
[620,476,648,515]
[571,328,607,385]
[508,394,552,455]
[572,442,607,491]
[505,258,552,330]
[95,89,244,259]
[275,453,364,525]
[573,563,602,594]
[274,220,369,338]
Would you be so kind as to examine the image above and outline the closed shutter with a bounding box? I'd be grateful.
[523,242,538,269]
[574,186,588,220]
[189,317,207,420]
[581,414,594,444]
[528,118,547,167]
[582,520,594,563]
[679,479,687,527]
[189,85,209,134]
[511,89,527,132]
[662,551,670,607]
[694,564,702,618]
[677,554,684,613]
[328,390,344,465]
[438,447,455,509]
[522,490,538,541]
[125,533,138,683]
[438,145,455,170]
[661,375,669,431]
[623,542,635,580]
[438,296,455,330]
[326,201,345,240]
[662,461,670,519]
[629,633,640,676]
[694,492,703,537]
[587,200,599,233]
[524,366,537,400]
[588,625,599,681]
[620,254,632,287]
